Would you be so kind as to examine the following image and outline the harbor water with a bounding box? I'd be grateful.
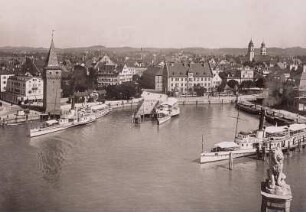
[0,105,305,211]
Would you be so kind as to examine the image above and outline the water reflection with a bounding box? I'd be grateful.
[36,138,67,187]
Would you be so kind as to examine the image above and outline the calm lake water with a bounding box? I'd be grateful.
[0,104,305,212]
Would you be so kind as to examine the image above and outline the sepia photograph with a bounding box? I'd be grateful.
[0,0,306,211]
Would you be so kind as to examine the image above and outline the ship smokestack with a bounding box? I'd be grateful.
[71,95,75,109]
[259,108,265,130]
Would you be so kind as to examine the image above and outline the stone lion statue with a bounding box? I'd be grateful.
[267,147,287,189]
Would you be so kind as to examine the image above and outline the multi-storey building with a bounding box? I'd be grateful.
[155,68,163,92]
[212,71,222,88]
[0,72,14,93]
[158,62,213,94]
[227,66,254,84]
[240,66,254,81]
[96,55,147,87]
[119,64,135,83]
[96,57,120,87]
[1,75,43,104]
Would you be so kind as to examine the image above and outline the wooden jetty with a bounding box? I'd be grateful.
[132,92,167,123]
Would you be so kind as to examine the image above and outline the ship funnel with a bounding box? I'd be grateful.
[256,130,264,139]
[259,108,265,130]
[71,96,75,109]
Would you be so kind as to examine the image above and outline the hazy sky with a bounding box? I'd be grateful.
[1,0,306,48]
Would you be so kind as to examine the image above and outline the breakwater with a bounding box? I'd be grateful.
[236,100,306,124]
[178,95,257,105]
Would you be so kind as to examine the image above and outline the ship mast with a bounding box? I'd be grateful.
[234,107,240,140]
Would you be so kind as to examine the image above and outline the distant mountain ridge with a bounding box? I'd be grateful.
[1,45,306,56]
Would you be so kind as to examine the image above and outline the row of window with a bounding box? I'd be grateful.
[170,77,211,82]
[170,83,211,87]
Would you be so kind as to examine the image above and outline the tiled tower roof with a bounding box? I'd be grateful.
[45,38,60,69]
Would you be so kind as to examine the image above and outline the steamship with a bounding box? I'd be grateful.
[29,107,96,137]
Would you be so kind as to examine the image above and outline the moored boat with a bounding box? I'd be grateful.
[30,108,96,137]
[262,123,306,151]
[157,111,171,125]
[91,104,112,119]
[236,101,261,115]
[155,97,180,125]
[200,131,262,163]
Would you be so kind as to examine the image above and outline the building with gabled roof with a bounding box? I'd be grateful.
[21,57,41,76]
[159,62,213,94]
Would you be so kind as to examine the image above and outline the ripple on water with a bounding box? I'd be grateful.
[0,105,305,212]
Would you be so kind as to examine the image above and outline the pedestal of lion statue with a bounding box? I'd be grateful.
[260,147,292,212]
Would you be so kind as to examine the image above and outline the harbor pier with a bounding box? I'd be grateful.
[132,91,167,123]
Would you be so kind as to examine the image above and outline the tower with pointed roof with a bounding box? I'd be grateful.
[247,39,255,62]
[260,41,267,56]
[43,34,62,115]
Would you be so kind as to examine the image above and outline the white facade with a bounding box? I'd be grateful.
[119,64,135,83]
[212,71,222,87]
[0,74,14,93]
[120,64,147,83]
[241,67,254,81]
[2,76,43,104]
[97,74,119,87]
[167,75,212,94]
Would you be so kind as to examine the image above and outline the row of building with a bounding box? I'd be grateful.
[87,55,146,87]
[154,61,256,94]
[0,38,60,114]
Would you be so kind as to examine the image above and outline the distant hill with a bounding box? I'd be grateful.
[1,45,306,56]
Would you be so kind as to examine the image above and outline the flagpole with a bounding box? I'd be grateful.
[202,134,204,153]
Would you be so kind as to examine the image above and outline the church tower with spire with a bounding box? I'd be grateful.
[247,39,255,62]
[43,34,62,116]
[260,41,267,55]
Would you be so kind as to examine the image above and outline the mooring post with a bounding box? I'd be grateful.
[287,141,291,156]
[298,139,301,152]
[262,146,267,161]
[256,145,260,160]
[229,152,233,170]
